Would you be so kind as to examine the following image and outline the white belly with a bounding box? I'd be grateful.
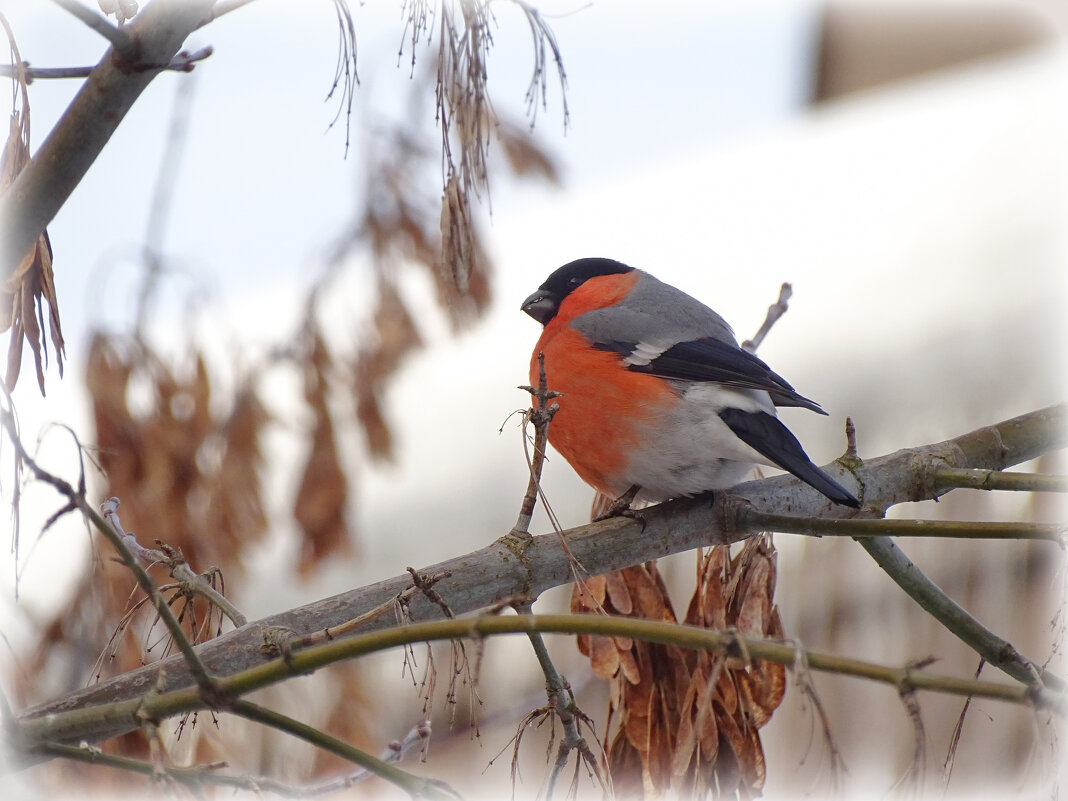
[618,383,778,502]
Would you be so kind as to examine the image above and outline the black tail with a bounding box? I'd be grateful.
[719,408,860,508]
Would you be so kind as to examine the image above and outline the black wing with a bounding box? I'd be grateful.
[600,337,827,414]
[719,408,860,508]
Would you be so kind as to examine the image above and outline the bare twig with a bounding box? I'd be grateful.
[932,467,1068,493]
[324,0,358,157]
[135,65,198,336]
[790,645,846,793]
[101,497,247,627]
[738,510,1065,543]
[857,535,1059,689]
[741,282,792,353]
[0,47,214,82]
[50,0,136,58]
[512,352,561,537]
[259,577,449,657]
[942,658,985,794]
[0,407,219,697]
[227,699,457,799]
[513,0,570,130]
[511,602,606,799]
[893,684,927,798]
[505,354,607,796]
[37,723,431,796]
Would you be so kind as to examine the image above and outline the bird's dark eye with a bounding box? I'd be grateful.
[568,276,582,287]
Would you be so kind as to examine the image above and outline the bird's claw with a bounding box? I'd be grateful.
[593,485,646,530]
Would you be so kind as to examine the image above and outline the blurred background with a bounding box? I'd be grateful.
[1,0,1066,799]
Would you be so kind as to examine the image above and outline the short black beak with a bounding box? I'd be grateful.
[521,290,559,326]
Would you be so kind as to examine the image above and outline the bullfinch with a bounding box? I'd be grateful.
[521,257,860,509]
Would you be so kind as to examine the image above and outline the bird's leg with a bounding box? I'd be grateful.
[593,484,643,522]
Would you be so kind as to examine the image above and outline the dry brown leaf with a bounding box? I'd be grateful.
[589,632,621,680]
[605,570,633,614]
[80,335,275,675]
[573,574,606,609]
[440,171,472,294]
[204,387,269,559]
[2,107,65,394]
[582,539,786,798]
[618,646,641,685]
[353,279,422,461]
[496,118,561,184]
[734,557,771,637]
[295,329,351,575]
[622,564,675,623]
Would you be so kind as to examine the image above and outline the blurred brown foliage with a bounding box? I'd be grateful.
[0,28,65,395]
[5,0,563,790]
[572,537,786,799]
[295,320,352,573]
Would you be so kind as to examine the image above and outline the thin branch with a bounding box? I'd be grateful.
[231,615,1068,714]
[50,0,135,59]
[227,699,458,800]
[35,721,431,797]
[741,281,792,353]
[28,742,258,794]
[513,0,570,131]
[512,351,561,536]
[511,603,605,798]
[15,405,1068,748]
[13,612,1061,763]
[739,510,1065,543]
[942,659,985,793]
[856,535,1059,689]
[0,47,214,82]
[101,497,247,627]
[931,467,1068,493]
[0,408,219,696]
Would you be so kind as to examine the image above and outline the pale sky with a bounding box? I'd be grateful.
[2,2,1066,799]
[1,0,825,612]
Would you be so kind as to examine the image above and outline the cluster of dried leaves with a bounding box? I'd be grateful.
[85,335,269,577]
[295,317,354,571]
[572,537,786,799]
[1,18,65,395]
[341,45,558,457]
[12,324,359,777]
[3,0,562,789]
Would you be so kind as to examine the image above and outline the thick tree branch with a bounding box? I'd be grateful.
[12,404,1067,749]
[0,0,216,281]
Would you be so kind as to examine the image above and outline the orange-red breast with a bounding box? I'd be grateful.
[521,257,859,508]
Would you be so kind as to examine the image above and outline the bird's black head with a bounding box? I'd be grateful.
[521,257,634,325]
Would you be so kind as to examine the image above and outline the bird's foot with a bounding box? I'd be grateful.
[593,485,644,528]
